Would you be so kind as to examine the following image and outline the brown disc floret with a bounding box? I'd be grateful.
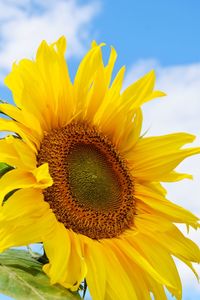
[37,122,135,239]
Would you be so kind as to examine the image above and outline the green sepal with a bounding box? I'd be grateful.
[0,99,8,116]
[0,162,13,178]
[0,163,15,204]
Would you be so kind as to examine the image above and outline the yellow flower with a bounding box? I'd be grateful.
[0,36,199,300]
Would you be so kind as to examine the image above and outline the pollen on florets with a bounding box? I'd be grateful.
[37,122,135,239]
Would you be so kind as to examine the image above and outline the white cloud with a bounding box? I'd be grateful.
[0,0,100,81]
[124,59,200,136]
[124,60,200,295]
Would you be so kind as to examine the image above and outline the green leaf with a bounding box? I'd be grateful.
[0,249,81,300]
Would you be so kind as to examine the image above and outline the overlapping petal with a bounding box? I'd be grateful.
[0,188,57,252]
[4,37,73,131]
[43,224,87,291]
[135,184,199,228]
[130,133,200,181]
[0,135,36,169]
[0,36,199,300]
[0,163,52,205]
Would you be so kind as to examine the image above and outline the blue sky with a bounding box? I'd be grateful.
[0,0,199,299]
[95,0,200,66]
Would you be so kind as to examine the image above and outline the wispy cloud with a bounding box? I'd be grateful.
[124,60,200,296]
[0,0,100,80]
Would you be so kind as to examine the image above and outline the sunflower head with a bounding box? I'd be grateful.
[0,36,199,300]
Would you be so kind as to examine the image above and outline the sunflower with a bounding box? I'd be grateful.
[0,36,199,300]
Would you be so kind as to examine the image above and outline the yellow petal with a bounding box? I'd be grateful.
[135,214,200,263]
[43,225,86,291]
[142,181,167,196]
[130,132,200,181]
[103,237,174,289]
[84,54,107,122]
[145,275,168,300]
[128,234,182,299]
[0,188,56,251]
[32,163,53,187]
[5,37,73,131]
[94,69,164,147]
[133,147,200,181]
[100,239,138,300]
[94,66,126,130]
[0,164,52,205]
[118,108,143,153]
[74,44,103,118]
[43,223,71,286]
[0,103,43,139]
[67,231,87,291]
[0,135,36,169]
[133,132,196,153]
[106,240,151,300]
[135,183,199,228]
[158,170,193,181]
[36,37,74,128]
[121,70,165,111]
[85,45,118,123]
[0,118,38,152]
[83,238,106,300]
[104,46,117,88]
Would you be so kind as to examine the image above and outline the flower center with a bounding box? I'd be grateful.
[67,143,121,211]
[37,123,135,239]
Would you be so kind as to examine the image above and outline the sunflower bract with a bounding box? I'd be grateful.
[0,36,199,300]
